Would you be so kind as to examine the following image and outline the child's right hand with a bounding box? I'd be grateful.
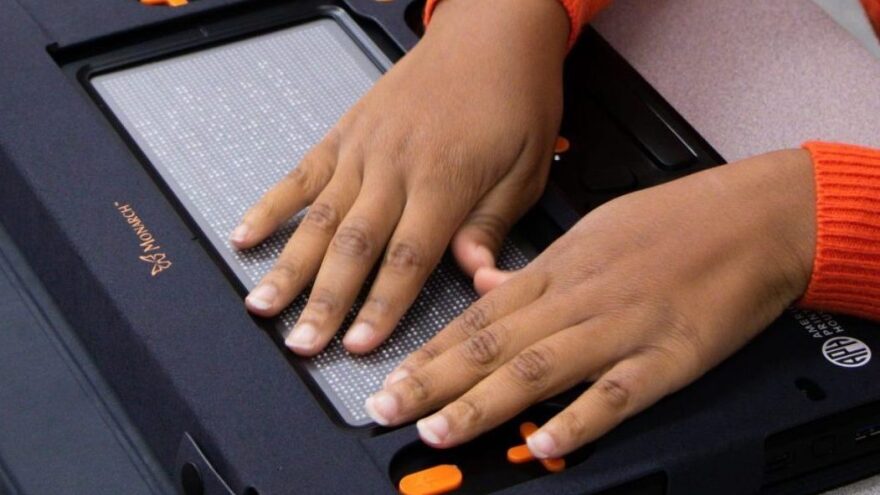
[232,0,571,355]
[368,149,817,456]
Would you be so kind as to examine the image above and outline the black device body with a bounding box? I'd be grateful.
[1,0,879,494]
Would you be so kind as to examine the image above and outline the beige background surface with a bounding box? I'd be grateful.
[593,0,880,163]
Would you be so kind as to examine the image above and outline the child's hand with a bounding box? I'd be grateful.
[231,0,570,356]
[366,149,816,458]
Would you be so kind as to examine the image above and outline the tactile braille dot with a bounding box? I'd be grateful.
[93,18,531,425]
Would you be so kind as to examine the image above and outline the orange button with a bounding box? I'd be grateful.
[554,136,570,154]
[539,457,566,473]
[507,444,534,464]
[399,464,463,495]
[140,0,188,6]
[519,422,538,440]
[517,422,566,473]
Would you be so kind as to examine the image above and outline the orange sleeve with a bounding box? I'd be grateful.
[799,142,880,321]
[423,0,611,47]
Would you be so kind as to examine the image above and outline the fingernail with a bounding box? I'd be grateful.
[365,391,398,426]
[246,283,277,311]
[383,368,409,388]
[285,323,318,352]
[527,431,557,459]
[230,224,250,245]
[344,322,374,348]
[417,415,449,445]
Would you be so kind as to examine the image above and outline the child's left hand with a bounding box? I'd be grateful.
[365,149,816,458]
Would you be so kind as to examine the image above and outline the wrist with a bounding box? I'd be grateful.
[705,149,816,308]
[424,0,569,64]
[742,149,816,305]
[768,149,817,301]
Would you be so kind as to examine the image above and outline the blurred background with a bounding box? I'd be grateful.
[814,0,880,58]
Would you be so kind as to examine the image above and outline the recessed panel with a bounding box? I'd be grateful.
[92,13,531,425]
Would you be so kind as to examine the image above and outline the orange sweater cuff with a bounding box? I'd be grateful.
[799,141,880,321]
[423,0,611,48]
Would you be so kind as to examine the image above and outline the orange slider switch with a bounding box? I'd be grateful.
[398,464,463,495]
[506,422,566,473]
[140,0,188,7]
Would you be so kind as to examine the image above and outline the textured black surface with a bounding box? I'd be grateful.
[2,1,880,494]
[0,224,172,494]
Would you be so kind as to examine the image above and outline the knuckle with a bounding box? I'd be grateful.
[448,397,483,428]
[384,241,424,272]
[304,202,339,232]
[284,165,312,190]
[401,345,440,372]
[415,344,440,362]
[306,287,338,317]
[271,259,301,284]
[571,260,605,285]
[634,343,679,369]
[457,303,493,338]
[250,197,278,221]
[667,320,704,356]
[555,409,588,441]
[324,126,344,147]
[362,295,392,317]
[385,131,415,167]
[461,327,504,369]
[637,340,702,384]
[401,372,431,402]
[508,345,554,390]
[654,310,707,370]
[332,218,373,259]
[594,377,631,412]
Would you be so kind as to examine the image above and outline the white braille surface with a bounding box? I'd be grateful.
[92,16,531,425]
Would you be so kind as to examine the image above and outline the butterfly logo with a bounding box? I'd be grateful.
[139,253,172,276]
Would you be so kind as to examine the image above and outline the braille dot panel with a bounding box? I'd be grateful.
[93,18,532,425]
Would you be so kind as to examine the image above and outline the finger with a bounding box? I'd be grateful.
[474,266,518,296]
[341,197,465,354]
[231,133,338,249]
[365,296,581,426]
[412,318,624,448]
[341,203,451,353]
[245,175,358,317]
[383,269,547,387]
[527,349,692,459]
[451,180,536,277]
[285,187,406,356]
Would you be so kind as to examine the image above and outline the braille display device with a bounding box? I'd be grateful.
[2,1,880,494]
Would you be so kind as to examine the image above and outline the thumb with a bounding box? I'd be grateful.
[474,266,518,296]
[452,181,537,277]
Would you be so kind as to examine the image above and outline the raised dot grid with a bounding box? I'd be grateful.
[93,19,531,425]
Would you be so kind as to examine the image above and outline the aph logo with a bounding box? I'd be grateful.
[139,253,172,277]
[822,336,872,368]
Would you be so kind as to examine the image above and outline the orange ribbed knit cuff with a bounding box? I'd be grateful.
[423,0,611,48]
[559,0,612,44]
[799,141,880,321]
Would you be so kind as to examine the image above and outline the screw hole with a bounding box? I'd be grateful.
[795,377,826,401]
[180,462,204,495]
[243,488,260,495]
